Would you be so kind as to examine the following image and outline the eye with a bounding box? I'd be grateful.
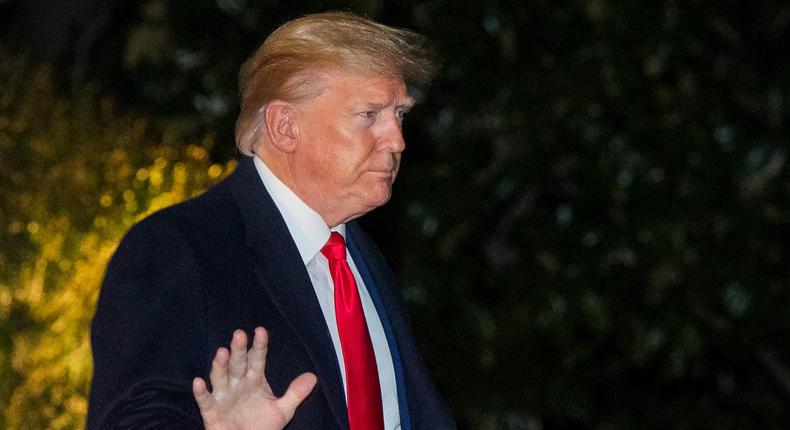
[359,111,378,120]
[396,109,409,124]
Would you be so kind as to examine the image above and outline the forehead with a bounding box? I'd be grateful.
[317,70,413,106]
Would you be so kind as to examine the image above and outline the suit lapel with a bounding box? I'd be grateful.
[347,223,455,428]
[228,157,348,429]
[346,223,414,429]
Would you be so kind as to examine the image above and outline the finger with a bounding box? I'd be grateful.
[228,329,248,381]
[276,372,318,421]
[246,327,269,380]
[209,347,230,390]
[192,377,215,412]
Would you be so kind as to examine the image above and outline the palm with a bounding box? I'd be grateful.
[192,327,317,430]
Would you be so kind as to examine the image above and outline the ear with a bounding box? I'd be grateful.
[264,100,298,153]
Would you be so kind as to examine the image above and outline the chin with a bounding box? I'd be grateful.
[367,194,391,209]
[365,186,393,209]
[343,192,392,224]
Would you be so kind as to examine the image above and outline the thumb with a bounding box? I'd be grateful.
[276,372,318,420]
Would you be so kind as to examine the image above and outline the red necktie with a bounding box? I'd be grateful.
[321,232,384,430]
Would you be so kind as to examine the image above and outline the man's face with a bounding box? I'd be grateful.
[289,71,414,225]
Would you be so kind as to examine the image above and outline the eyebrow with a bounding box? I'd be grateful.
[363,96,416,112]
[399,97,416,110]
[364,102,387,111]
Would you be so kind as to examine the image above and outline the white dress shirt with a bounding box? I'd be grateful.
[253,156,400,430]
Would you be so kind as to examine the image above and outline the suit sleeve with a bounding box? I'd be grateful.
[87,217,208,429]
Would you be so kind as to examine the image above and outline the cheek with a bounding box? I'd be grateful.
[306,128,347,170]
[338,135,377,171]
[304,124,375,184]
[318,145,360,186]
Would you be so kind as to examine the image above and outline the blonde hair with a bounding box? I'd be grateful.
[235,12,438,155]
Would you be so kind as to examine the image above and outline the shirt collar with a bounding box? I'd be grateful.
[253,155,346,264]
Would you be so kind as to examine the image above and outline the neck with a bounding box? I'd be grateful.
[255,151,350,227]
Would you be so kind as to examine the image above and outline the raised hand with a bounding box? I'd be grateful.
[192,327,317,430]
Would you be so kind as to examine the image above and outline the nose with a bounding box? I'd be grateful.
[378,114,406,153]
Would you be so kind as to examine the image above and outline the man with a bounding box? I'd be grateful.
[88,12,456,430]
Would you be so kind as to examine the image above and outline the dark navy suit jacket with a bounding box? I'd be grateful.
[87,156,455,429]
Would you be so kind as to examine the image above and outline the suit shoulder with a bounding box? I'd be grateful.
[108,179,243,276]
[128,178,241,240]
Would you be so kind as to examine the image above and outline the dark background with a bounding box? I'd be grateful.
[2,0,790,428]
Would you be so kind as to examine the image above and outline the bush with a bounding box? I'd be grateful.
[0,51,232,429]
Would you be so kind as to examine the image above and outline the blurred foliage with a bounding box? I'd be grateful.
[0,50,233,428]
[390,1,790,428]
[3,0,790,428]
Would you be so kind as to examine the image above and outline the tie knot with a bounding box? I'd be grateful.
[320,231,347,261]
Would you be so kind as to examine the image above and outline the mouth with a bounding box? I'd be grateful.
[367,172,394,184]
[368,168,395,177]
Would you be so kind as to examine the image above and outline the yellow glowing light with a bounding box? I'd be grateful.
[99,194,113,207]
[173,162,188,184]
[27,221,40,234]
[208,164,223,179]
